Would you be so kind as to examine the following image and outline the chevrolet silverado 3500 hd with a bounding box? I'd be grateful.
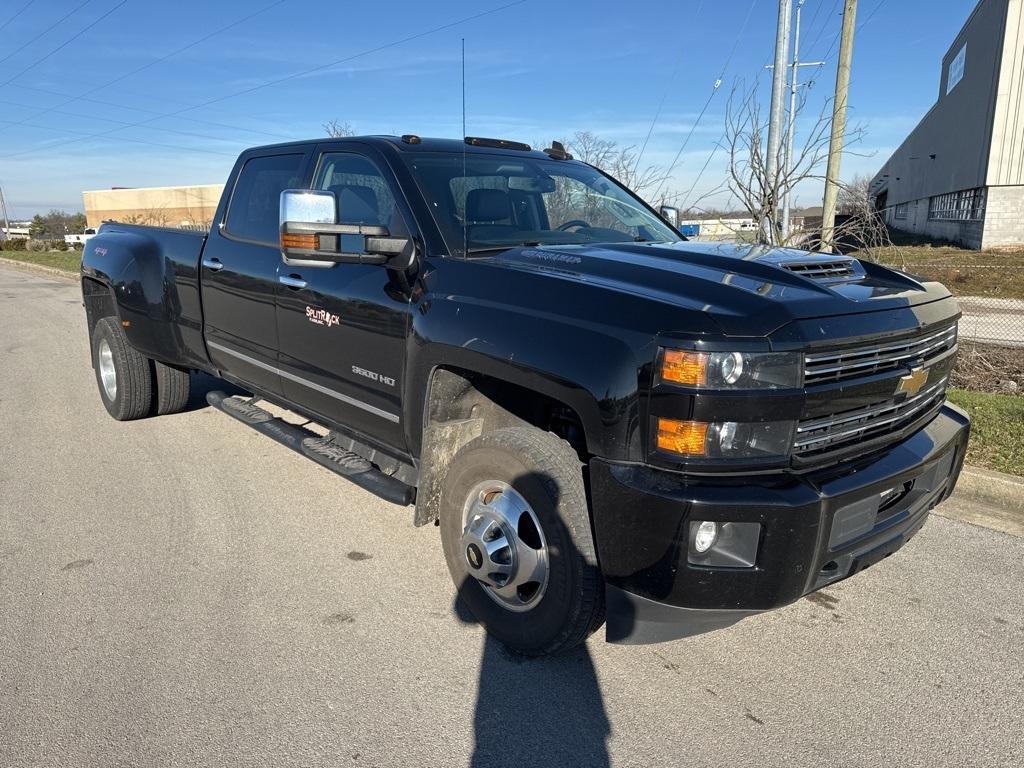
[81,135,969,656]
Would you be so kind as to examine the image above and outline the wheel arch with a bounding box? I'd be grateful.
[413,364,590,527]
[81,275,120,335]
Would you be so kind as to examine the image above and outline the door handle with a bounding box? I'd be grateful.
[202,257,224,272]
[279,274,307,289]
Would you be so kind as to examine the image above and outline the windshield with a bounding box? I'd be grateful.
[403,152,680,256]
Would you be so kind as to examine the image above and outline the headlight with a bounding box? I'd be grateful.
[660,349,801,389]
[656,418,795,459]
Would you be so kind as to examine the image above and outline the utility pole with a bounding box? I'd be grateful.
[764,0,793,246]
[780,0,824,241]
[821,0,858,253]
[0,183,10,240]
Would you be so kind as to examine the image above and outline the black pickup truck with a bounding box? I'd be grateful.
[81,135,969,656]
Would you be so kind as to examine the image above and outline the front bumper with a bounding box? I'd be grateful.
[591,403,970,644]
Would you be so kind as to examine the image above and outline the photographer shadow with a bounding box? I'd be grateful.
[450,466,614,768]
[453,594,611,768]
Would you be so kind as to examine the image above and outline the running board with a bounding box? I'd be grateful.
[206,390,415,506]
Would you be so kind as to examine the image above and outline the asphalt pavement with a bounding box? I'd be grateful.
[1,262,1022,768]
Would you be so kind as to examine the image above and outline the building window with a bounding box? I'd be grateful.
[947,43,966,95]
[928,187,985,221]
[894,202,908,220]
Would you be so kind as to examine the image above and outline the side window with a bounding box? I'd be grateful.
[313,152,404,232]
[225,153,305,244]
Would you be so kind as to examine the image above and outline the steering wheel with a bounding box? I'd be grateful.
[557,220,591,231]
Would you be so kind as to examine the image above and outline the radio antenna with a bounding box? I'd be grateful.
[461,37,468,259]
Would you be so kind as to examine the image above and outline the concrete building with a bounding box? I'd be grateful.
[870,0,1024,249]
[82,184,224,230]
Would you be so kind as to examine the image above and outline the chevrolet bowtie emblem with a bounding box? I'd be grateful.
[896,367,929,396]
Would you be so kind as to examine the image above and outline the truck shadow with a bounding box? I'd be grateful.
[451,468,613,768]
[182,371,246,413]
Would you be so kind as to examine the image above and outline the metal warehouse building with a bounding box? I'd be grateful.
[870,0,1024,249]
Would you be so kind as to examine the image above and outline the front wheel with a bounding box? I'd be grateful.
[439,427,605,656]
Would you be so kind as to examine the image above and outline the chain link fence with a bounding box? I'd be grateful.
[865,259,1024,394]
[866,261,1024,346]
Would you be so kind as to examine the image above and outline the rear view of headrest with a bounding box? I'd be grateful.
[465,188,511,223]
[329,184,380,225]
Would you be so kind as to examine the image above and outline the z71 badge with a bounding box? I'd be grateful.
[305,306,340,327]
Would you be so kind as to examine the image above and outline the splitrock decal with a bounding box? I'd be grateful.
[306,306,340,327]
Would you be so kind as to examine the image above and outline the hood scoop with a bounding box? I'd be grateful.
[777,256,861,281]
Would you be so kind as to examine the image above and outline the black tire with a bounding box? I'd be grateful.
[152,360,191,416]
[439,427,605,656]
[90,316,152,421]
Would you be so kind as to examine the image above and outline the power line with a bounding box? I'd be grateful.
[803,0,841,60]
[0,117,237,157]
[0,0,92,67]
[680,0,886,212]
[6,82,291,139]
[653,0,759,202]
[0,1,128,89]
[0,0,37,35]
[170,0,528,114]
[1,0,526,161]
[801,0,828,45]
[678,29,781,211]
[632,0,706,176]
[0,0,286,137]
[0,95,257,146]
[805,0,886,88]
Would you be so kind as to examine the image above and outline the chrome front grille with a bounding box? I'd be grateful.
[794,377,948,457]
[781,260,855,279]
[804,324,957,385]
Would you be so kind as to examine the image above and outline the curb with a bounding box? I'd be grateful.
[941,465,1024,538]
[951,465,1024,512]
[0,256,78,282]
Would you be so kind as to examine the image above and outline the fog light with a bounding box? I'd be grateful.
[693,520,718,553]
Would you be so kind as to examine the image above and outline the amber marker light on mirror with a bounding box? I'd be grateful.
[281,232,318,249]
[656,418,708,456]
[661,350,708,386]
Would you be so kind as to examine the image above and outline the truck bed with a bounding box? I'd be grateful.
[82,221,210,370]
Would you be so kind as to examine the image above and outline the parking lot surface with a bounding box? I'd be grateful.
[1,263,1021,767]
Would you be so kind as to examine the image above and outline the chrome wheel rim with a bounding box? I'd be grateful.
[97,339,117,401]
[461,480,549,613]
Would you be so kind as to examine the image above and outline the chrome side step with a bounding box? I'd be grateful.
[206,390,415,506]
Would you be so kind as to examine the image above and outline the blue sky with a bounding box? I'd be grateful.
[0,0,979,218]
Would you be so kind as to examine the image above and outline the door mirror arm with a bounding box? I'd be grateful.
[279,189,417,269]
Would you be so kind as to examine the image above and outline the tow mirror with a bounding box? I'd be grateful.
[279,189,416,269]
[659,205,680,228]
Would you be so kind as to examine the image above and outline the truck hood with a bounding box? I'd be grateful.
[490,240,954,337]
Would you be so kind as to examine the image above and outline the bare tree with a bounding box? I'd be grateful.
[719,79,887,252]
[722,81,829,245]
[564,131,665,201]
[837,173,872,215]
[323,119,355,138]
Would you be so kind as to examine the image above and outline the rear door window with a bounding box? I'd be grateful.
[225,153,305,244]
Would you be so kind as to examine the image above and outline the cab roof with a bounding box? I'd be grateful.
[242,135,561,161]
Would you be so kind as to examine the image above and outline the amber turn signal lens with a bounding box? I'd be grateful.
[656,418,708,456]
[661,350,708,386]
[281,232,318,249]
